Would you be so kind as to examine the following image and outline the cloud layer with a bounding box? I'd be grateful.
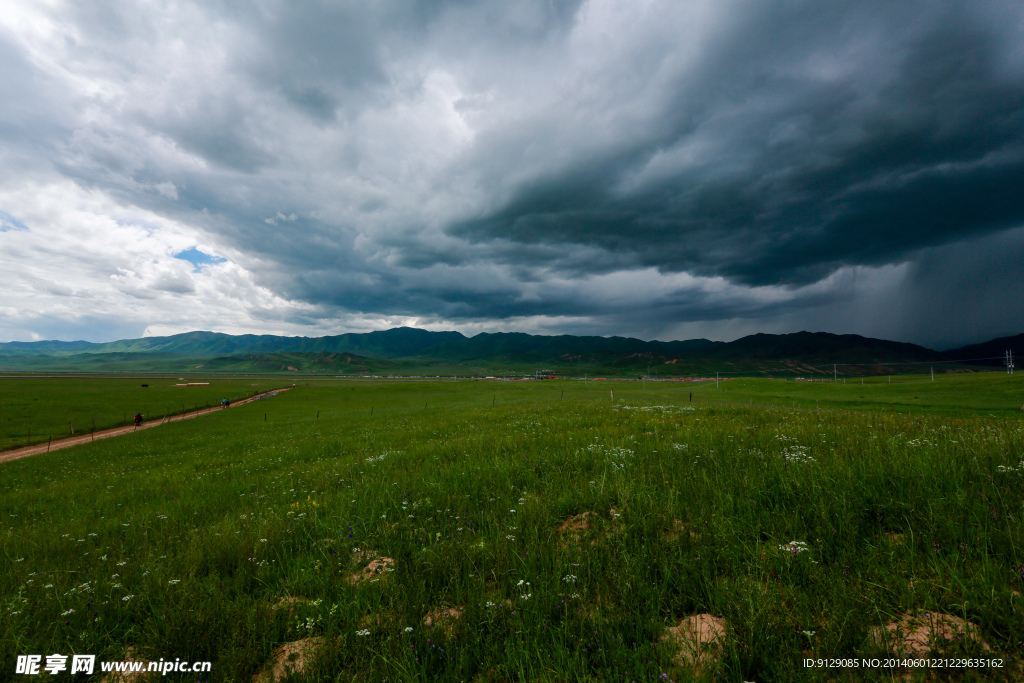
[1,0,1022,347]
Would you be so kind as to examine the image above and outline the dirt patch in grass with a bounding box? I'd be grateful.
[345,549,395,584]
[557,512,598,548]
[423,606,463,636]
[869,611,988,657]
[254,637,325,682]
[558,511,596,533]
[556,509,623,548]
[659,614,728,672]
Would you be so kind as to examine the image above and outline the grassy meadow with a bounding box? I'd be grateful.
[1,376,1023,681]
[691,372,1024,419]
[0,377,289,451]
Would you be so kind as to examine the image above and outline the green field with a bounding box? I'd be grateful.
[691,372,1024,419]
[3,372,1020,455]
[2,377,1023,681]
[0,377,290,451]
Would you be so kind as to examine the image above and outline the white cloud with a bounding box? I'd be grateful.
[0,179,319,341]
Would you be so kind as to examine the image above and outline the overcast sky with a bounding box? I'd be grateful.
[2,0,1022,349]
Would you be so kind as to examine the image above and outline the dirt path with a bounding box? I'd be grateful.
[0,387,293,465]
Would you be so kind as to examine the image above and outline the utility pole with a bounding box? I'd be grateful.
[833,364,837,383]
[716,372,719,389]
[1007,350,1015,375]
[931,367,934,381]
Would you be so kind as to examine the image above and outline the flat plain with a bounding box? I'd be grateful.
[690,372,1024,418]
[0,377,287,452]
[1,375,1022,681]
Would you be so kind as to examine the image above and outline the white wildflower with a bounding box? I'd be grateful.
[779,541,810,554]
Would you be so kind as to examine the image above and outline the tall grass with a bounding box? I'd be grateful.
[1,380,1022,681]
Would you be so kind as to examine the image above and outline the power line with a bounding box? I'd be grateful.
[699,356,1006,376]
[805,356,1005,369]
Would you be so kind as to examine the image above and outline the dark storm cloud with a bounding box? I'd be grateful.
[891,227,1024,348]
[4,0,1023,344]
[451,1,1024,286]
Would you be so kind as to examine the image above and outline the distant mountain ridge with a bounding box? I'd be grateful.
[943,333,1024,367]
[1,327,1007,371]
[414,332,721,361]
[0,328,466,358]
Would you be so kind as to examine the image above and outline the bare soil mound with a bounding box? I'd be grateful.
[659,614,728,672]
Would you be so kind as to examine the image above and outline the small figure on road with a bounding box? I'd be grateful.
[134,413,143,426]
[222,398,230,408]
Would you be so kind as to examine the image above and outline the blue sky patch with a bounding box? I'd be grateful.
[174,247,226,272]
[0,210,28,232]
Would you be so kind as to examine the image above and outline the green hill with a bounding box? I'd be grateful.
[198,352,399,375]
[944,334,1024,367]
[0,328,1011,376]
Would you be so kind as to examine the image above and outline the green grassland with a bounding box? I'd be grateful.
[692,372,1024,419]
[0,378,289,451]
[1,345,985,380]
[3,371,1018,455]
[1,378,1023,681]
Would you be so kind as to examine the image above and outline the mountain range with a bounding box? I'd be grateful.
[0,328,1017,376]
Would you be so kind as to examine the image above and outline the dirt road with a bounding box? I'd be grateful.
[0,387,292,465]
